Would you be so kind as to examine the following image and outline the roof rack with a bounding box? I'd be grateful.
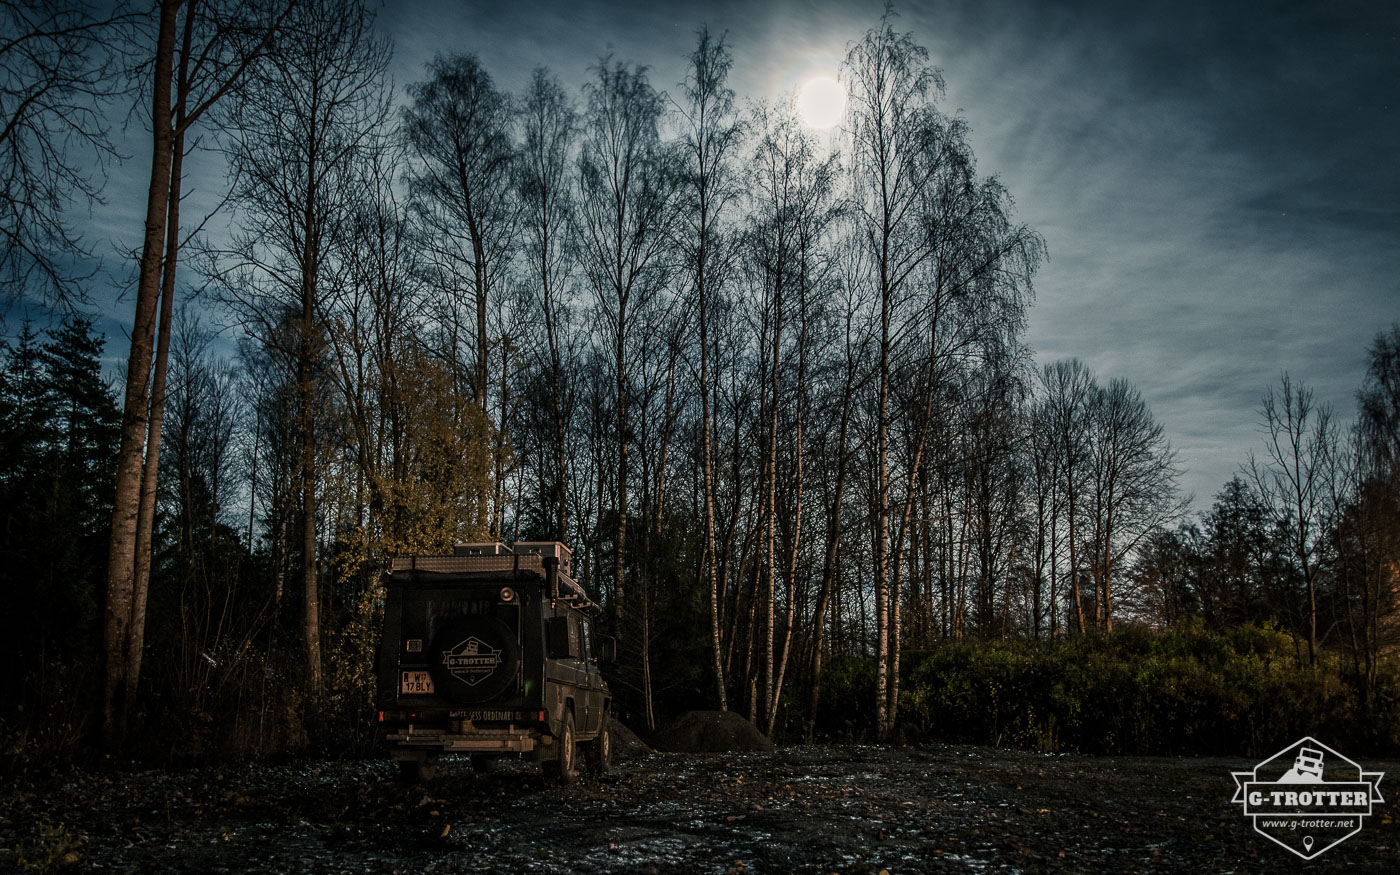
[389,542,596,613]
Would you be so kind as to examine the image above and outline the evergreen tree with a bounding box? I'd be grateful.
[0,317,119,693]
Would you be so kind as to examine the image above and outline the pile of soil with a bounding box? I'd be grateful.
[651,710,776,753]
[609,719,651,762]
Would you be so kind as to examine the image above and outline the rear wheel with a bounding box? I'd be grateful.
[547,712,578,784]
[586,715,612,775]
[396,756,436,784]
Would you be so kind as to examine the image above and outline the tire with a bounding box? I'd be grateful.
[396,757,436,784]
[586,715,612,775]
[547,711,578,784]
[430,615,520,704]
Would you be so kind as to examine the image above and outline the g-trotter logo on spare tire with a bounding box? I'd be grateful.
[1230,737,1385,860]
[443,636,501,685]
[431,615,520,702]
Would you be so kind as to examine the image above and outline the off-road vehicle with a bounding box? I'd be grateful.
[375,541,612,783]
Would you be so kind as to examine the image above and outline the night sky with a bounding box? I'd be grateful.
[90,0,1400,513]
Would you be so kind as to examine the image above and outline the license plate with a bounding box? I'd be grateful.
[400,670,434,695]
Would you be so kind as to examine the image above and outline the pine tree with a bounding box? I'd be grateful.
[0,318,119,686]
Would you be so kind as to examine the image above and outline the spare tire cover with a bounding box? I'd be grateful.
[430,615,520,703]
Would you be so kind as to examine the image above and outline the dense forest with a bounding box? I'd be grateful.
[2,1,1397,767]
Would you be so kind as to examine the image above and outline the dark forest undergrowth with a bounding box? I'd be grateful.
[5,625,1398,778]
[794,624,1400,759]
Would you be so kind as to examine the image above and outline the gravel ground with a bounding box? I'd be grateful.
[2,744,1395,873]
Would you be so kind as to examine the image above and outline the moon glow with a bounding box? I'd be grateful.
[797,76,846,129]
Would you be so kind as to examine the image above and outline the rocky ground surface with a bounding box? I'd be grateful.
[2,742,1396,873]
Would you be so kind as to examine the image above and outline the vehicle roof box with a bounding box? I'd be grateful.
[388,544,594,612]
[390,553,540,575]
[453,541,512,556]
[512,541,573,577]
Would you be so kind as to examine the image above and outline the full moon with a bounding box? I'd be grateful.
[796,76,846,129]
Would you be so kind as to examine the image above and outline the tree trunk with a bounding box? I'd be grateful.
[128,8,199,705]
[769,407,802,735]
[493,338,511,536]
[103,0,180,749]
[127,135,183,704]
[1067,485,1085,635]
[887,350,938,730]
[548,319,567,541]
[701,280,726,710]
[762,279,779,730]
[474,240,489,410]
[807,504,842,734]
[874,257,892,738]
[1101,508,1115,632]
[614,322,628,636]
[299,183,321,694]
[640,565,655,731]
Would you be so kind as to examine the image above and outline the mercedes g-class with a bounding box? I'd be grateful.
[375,541,612,783]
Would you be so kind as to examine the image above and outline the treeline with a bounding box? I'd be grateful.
[1,2,1396,764]
[1132,337,1400,706]
[883,623,1400,756]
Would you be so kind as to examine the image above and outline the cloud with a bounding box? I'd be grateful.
[910,0,1399,511]
[59,0,1399,520]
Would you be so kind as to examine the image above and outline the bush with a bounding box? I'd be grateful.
[814,655,879,741]
[0,660,96,775]
[891,624,1400,757]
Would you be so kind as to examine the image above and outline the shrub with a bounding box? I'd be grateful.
[890,625,1400,757]
[815,655,878,741]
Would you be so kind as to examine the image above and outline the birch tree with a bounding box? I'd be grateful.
[1084,377,1184,630]
[1247,373,1335,663]
[677,26,742,712]
[744,97,839,730]
[843,10,943,738]
[1039,359,1096,634]
[403,53,519,413]
[213,0,391,693]
[516,67,577,541]
[575,56,675,630]
[104,0,288,747]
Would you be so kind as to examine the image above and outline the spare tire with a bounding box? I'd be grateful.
[430,615,520,703]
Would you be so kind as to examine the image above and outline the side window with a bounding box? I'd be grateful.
[581,619,592,661]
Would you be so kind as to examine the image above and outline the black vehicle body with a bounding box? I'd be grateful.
[375,542,611,781]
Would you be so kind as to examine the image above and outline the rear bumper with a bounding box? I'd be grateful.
[384,725,542,756]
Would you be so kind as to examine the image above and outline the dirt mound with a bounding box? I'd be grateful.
[651,710,776,753]
[609,719,651,762]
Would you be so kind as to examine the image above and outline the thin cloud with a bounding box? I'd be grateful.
[66,0,1400,518]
